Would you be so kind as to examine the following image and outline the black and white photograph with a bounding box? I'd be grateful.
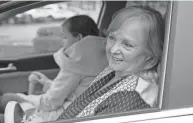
[0,1,193,123]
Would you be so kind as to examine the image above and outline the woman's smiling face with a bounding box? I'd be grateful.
[106,18,149,76]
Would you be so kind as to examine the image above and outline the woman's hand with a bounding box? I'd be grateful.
[28,71,49,85]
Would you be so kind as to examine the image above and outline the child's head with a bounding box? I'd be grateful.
[61,15,99,48]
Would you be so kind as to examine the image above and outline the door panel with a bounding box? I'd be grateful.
[0,54,58,72]
[0,68,59,94]
[0,53,59,95]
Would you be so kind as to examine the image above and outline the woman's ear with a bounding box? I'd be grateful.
[143,56,158,70]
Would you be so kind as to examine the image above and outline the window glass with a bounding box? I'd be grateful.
[0,1,103,59]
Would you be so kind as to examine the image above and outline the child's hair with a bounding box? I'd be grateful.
[61,15,99,37]
[107,6,165,70]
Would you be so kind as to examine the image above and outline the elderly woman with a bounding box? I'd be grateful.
[4,6,164,123]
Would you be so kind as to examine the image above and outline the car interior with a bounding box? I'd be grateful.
[0,1,171,122]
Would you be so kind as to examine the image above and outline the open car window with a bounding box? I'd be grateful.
[0,1,103,59]
[0,1,176,123]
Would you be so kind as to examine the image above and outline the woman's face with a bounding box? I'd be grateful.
[61,24,79,49]
[106,18,149,75]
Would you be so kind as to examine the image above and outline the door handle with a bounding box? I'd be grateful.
[0,63,17,72]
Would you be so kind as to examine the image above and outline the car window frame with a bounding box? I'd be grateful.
[0,1,175,123]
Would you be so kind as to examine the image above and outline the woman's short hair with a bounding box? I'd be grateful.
[62,15,99,37]
[107,6,165,69]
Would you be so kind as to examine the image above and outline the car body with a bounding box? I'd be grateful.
[0,1,193,123]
